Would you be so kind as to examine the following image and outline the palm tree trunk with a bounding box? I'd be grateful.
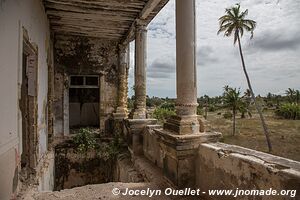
[233,108,236,136]
[237,35,272,152]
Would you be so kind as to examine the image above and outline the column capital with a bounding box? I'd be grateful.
[135,19,148,31]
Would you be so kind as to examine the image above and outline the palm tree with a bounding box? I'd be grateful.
[223,86,242,135]
[285,88,300,104]
[241,90,252,119]
[285,88,296,103]
[296,90,300,105]
[218,4,272,152]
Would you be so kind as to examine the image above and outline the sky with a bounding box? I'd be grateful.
[128,0,300,98]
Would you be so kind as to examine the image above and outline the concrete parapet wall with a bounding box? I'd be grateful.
[196,143,300,200]
[143,125,163,169]
[124,119,157,156]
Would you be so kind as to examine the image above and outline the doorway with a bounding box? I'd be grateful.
[20,35,38,170]
[69,75,100,129]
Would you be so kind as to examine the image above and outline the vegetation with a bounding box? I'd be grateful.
[207,109,300,161]
[218,4,272,152]
[73,128,97,154]
[275,103,300,120]
[140,86,299,160]
[286,88,300,104]
[223,111,233,119]
[153,103,176,124]
[223,87,243,135]
[96,135,124,161]
[72,128,124,160]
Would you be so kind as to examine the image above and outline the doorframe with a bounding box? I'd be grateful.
[68,74,100,129]
[21,29,39,169]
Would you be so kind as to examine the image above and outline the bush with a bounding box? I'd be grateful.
[208,105,216,112]
[72,128,97,154]
[223,111,233,119]
[160,102,175,110]
[275,103,300,120]
[153,108,176,123]
[197,106,204,115]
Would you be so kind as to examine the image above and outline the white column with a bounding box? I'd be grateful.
[132,21,147,119]
[164,0,199,134]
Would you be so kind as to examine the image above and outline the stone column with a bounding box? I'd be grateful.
[154,0,221,188]
[114,44,129,119]
[132,21,147,119]
[164,0,199,135]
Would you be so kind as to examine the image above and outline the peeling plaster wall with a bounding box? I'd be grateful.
[0,0,52,199]
[37,151,55,192]
[143,125,163,169]
[196,143,300,200]
[53,35,119,134]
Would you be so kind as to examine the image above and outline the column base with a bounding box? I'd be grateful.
[154,129,221,188]
[113,107,128,120]
[131,108,146,119]
[164,115,200,135]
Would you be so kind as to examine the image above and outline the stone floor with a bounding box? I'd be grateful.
[30,182,201,200]
[20,154,202,200]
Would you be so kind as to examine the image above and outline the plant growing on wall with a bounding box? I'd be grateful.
[73,128,97,154]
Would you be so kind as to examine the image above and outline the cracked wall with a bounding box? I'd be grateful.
[196,143,300,200]
[54,140,143,190]
[0,0,52,199]
[53,35,119,135]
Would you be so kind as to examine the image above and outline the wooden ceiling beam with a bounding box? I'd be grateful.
[43,0,169,41]
[121,0,167,45]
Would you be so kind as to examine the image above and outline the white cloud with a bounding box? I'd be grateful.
[129,0,300,97]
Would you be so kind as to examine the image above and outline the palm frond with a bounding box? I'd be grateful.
[239,9,248,19]
[239,27,244,38]
[218,4,256,42]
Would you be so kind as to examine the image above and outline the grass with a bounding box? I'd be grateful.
[207,109,300,162]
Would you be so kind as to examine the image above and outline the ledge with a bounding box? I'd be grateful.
[201,142,300,172]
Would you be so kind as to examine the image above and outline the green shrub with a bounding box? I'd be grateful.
[72,128,97,154]
[153,108,176,123]
[223,111,233,119]
[96,135,123,161]
[160,102,175,110]
[197,106,204,115]
[275,103,300,120]
[208,105,216,112]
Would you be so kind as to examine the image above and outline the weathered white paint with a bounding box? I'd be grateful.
[37,151,55,192]
[196,143,300,200]
[0,0,51,199]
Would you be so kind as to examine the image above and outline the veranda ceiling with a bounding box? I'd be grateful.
[43,0,169,42]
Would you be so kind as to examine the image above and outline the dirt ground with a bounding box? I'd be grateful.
[207,109,300,162]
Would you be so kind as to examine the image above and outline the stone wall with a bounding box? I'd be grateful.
[54,141,114,190]
[53,35,119,135]
[143,125,163,169]
[141,125,300,199]
[196,143,300,200]
[54,140,143,190]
